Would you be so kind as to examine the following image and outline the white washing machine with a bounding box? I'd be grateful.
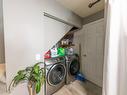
[65,54,80,84]
[44,57,66,95]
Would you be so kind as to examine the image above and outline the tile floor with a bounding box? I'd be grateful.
[0,80,102,95]
[83,80,102,95]
[53,80,102,95]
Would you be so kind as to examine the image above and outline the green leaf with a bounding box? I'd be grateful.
[35,81,41,94]
[32,74,40,81]
[40,76,45,85]
[9,62,45,94]
[12,74,26,86]
[18,69,27,74]
[33,65,39,74]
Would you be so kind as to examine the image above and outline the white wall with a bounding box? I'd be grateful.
[44,0,82,28]
[3,0,82,95]
[0,0,5,64]
[43,16,72,52]
[3,1,45,92]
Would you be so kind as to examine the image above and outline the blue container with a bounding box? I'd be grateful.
[75,72,86,81]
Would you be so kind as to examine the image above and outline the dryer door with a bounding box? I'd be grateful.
[47,64,66,86]
[70,59,80,75]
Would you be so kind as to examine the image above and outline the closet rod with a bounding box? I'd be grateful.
[43,12,76,27]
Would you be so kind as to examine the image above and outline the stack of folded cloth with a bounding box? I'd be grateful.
[53,80,87,95]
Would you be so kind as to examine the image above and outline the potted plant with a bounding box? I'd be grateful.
[9,62,45,95]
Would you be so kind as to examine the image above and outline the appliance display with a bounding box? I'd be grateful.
[44,57,66,95]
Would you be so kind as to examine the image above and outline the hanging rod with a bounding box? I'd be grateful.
[88,0,101,8]
[43,12,77,27]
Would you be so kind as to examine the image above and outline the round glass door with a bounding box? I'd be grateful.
[70,59,80,75]
[47,64,66,86]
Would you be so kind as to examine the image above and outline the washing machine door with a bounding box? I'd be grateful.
[47,64,66,86]
[70,58,80,75]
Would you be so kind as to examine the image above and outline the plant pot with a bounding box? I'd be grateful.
[28,82,37,95]
[33,87,36,95]
[28,83,33,95]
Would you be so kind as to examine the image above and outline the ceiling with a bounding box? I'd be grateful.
[56,0,104,18]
